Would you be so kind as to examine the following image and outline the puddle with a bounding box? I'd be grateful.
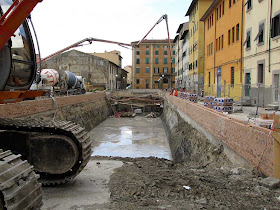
[89,116,171,160]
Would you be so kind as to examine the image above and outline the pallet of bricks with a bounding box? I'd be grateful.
[179,92,197,103]
[204,96,216,108]
[204,96,233,114]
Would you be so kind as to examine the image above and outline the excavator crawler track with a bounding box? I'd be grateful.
[0,150,43,210]
[0,118,92,185]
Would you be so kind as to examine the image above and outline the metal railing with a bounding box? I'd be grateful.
[176,83,280,108]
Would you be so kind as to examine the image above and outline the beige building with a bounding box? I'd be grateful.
[92,50,122,67]
[174,22,189,89]
[244,0,280,106]
[124,65,132,86]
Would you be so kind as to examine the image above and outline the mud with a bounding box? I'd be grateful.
[92,156,280,210]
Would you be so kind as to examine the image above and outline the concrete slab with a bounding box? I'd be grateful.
[89,116,171,160]
[42,160,123,209]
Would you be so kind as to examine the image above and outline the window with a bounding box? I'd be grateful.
[155,58,159,64]
[173,51,176,55]
[236,24,240,41]
[221,35,224,49]
[216,38,218,51]
[171,68,175,73]
[164,51,168,55]
[218,37,221,50]
[173,58,175,63]
[163,46,168,48]
[228,29,231,45]
[146,45,149,48]
[222,1,225,15]
[244,30,251,49]
[258,63,264,84]
[229,0,231,8]
[219,4,222,18]
[146,50,149,55]
[154,67,159,73]
[232,27,235,43]
[216,8,219,20]
[195,60,198,68]
[163,67,168,74]
[145,67,149,73]
[233,0,236,4]
[255,22,264,44]
[155,50,159,55]
[145,58,149,64]
[136,79,140,84]
[208,72,211,87]
[211,42,213,54]
[246,0,252,11]
[271,14,280,38]
[155,45,159,48]
[136,67,140,73]
[136,58,140,64]
[164,58,168,64]
[136,51,140,55]
[231,67,234,87]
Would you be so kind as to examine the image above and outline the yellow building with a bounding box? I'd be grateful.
[185,0,213,93]
[131,39,176,89]
[201,0,243,99]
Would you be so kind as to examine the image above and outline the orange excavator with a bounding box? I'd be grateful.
[0,0,174,209]
[0,1,91,209]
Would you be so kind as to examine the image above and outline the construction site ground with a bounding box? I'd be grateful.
[41,116,280,209]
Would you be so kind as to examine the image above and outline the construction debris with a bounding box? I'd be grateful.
[146,112,156,118]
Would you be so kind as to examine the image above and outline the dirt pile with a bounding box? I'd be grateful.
[92,157,280,209]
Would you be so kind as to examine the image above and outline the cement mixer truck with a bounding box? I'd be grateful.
[31,69,86,95]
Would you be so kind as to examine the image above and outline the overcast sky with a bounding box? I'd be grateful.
[31,0,192,68]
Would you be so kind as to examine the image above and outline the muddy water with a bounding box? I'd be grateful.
[89,116,171,160]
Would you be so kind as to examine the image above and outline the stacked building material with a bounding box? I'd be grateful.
[213,98,233,114]
[204,96,216,108]
[178,92,197,103]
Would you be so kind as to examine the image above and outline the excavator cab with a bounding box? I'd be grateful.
[0,0,36,91]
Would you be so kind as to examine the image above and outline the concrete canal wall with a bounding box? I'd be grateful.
[0,92,111,131]
[163,93,273,177]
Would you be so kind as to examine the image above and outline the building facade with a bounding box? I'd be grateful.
[201,0,243,99]
[124,65,132,86]
[243,0,280,106]
[174,22,189,89]
[92,50,122,68]
[131,39,176,89]
[42,50,126,91]
[186,0,213,93]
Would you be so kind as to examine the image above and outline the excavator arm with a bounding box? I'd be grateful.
[0,0,43,51]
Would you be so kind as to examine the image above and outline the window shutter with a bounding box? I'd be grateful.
[271,17,275,38]
[254,31,260,41]
[243,36,249,46]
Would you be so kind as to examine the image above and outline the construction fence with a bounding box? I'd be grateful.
[182,83,280,108]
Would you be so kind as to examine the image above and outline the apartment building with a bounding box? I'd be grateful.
[174,22,189,89]
[243,0,280,106]
[131,39,176,89]
[201,0,243,99]
[186,0,213,93]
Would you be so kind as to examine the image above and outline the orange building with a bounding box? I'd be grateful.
[131,40,176,89]
[201,0,243,99]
